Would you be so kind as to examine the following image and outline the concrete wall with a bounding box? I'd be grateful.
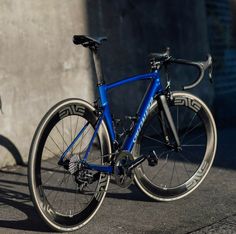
[206,0,236,127]
[86,0,213,117]
[0,1,94,167]
[0,0,213,167]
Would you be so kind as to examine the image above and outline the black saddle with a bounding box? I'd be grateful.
[73,35,107,49]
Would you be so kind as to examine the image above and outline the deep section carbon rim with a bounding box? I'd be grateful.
[28,99,110,231]
[134,92,217,201]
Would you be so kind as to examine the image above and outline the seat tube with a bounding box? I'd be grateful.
[98,85,116,142]
[91,49,105,85]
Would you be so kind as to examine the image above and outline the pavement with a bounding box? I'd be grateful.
[0,127,235,234]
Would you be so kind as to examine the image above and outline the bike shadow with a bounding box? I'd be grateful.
[106,180,154,202]
[0,169,53,232]
[0,135,25,166]
[0,167,153,233]
[0,135,53,232]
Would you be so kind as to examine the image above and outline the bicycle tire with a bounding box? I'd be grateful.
[28,98,111,232]
[133,91,217,201]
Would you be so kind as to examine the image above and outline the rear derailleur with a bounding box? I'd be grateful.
[68,154,99,192]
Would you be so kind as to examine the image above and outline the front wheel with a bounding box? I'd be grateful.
[28,99,111,232]
[134,92,217,201]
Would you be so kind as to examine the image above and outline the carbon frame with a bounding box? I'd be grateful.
[99,71,162,150]
[60,71,163,174]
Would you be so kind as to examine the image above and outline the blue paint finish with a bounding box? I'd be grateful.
[106,72,157,90]
[104,106,115,142]
[98,72,162,144]
[60,71,163,175]
[123,76,162,151]
[98,85,116,142]
[83,113,104,161]
[98,85,108,107]
[85,163,113,174]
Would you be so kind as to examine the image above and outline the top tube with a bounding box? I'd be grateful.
[106,71,160,91]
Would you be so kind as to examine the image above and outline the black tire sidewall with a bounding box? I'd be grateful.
[28,98,111,232]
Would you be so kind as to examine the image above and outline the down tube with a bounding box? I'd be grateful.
[123,78,162,152]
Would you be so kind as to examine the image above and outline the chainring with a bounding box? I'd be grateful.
[114,151,134,188]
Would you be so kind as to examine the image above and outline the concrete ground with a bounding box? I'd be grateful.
[0,127,235,234]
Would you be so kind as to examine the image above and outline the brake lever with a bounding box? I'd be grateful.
[203,54,213,84]
[208,62,213,83]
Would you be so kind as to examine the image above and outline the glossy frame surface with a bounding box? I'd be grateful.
[60,71,163,173]
[99,72,162,151]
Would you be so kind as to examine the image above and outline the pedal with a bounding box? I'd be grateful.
[147,151,159,167]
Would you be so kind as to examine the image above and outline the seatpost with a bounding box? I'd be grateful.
[91,49,105,85]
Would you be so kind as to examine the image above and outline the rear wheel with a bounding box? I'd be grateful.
[134,92,217,201]
[28,99,111,232]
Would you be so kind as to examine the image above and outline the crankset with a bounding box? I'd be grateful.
[114,150,159,188]
[114,151,134,188]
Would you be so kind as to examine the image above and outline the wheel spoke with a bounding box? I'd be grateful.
[178,152,192,177]
[40,165,60,174]
[180,112,198,142]
[143,135,170,146]
[183,132,205,144]
[169,159,176,187]
[72,125,92,154]
[181,121,202,143]
[134,95,216,201]
[70,115,73,152]
[74,115,80,139]
[44,146,59,158]
[55,125,69,149]
[48,135,63,154]
[140,145,166,151]
[149,123,165,140]
[62,119,65,152]
[176,106,179,135]
[150,149,174,181]
[182,144,205,147]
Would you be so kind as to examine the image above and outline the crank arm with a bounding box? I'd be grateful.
[127,154,147,172]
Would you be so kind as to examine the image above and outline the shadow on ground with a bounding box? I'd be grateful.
[0,135,25,166]
[0,168,52,232]
[0,166,154,232]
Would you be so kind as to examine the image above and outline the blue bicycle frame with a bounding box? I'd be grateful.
[60,70,163,174]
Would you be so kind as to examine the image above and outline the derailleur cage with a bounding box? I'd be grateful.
[68,154,98,191]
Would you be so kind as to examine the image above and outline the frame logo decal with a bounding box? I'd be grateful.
[133,97,154,144]
[186,160,208,190]
[59,105,85,119]
[174,97,201,112]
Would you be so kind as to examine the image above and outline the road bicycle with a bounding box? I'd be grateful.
[28,35,217,232]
